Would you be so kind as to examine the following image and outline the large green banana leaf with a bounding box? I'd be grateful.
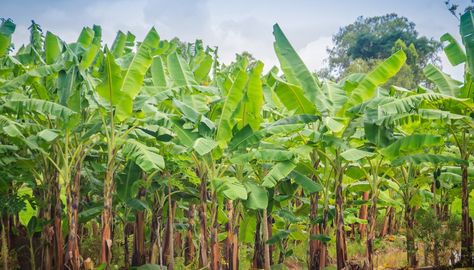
[0,19,15,57]
[461,10,474,76]
[216,68,248,145]
[44,31,62,64]
[262,161,296,188]
[273,23,330,114]
[441,33,466,66]
[392,154,467,166]
[167,51,196,90]
[236,61,264,130]
[381,134,442,159]
[346,50,406,109]
[116,28,160,120]
[122,139,165,173]
[274,78,316,114]
[5,98,77,123]
[340,149,375,161]
[192,137,217,156]
[423,64,462,97]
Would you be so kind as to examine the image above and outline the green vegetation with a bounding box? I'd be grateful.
[0,9,473,270]
[321,14,441,88]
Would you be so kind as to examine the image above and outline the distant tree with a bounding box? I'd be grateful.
[322,14,441,88]
[445,0,474,19]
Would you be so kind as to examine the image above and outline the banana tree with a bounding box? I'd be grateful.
[166,54,257,270]
[95,27,160,266]
[0,22,83,270]
[271,23,407,269]
[426,10,474,266]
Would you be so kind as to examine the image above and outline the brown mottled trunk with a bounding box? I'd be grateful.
[162,198,176,269]
[43,221,53,270]
[366,196,377,270]
[262,208,271,270]
[167,180,175,270]
[224,200,234,270]
[39,170,53,270]
[65,163,82,270]
[198,175,209,268]
[359,191,369,240]
[405,203,417,267]
[388,209,395,235]
[174,231,182,258]
[267,211,273,266]
[185,205,195,266]
[379,207,392,238]
[210,191,220,270]
[101,138,117,267]
[252,215,264,269]
[1,217,8,270]
[101,167,114,266]
[149,194,163,265]
[101,117,116,268]
[461,162,473,267]
[91,220,99,237]
[54,207,63,270]
[335,170,347,270]
[309,192,321,270]
[443,204,449,222]
[132,187,147,266]
[431,180,441,267]
[319,209,329,269]
[51,170,63,270]
[232,214,239,270]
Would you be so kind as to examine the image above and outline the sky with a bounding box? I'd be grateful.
[0,0,469,79]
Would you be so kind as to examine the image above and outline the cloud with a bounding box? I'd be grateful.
[212,17,274,66]
[84,0,150,43]
[143,0,211,42]
[298,36,333,72]
[1,0,461,76]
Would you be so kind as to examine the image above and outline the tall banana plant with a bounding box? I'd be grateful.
[271,23,406,270]
[167,52,260,270]
[95,27,164,266]
[444,10,474,267]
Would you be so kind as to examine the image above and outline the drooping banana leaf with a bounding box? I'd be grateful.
[0,19,15,57]
[423,64,462,97]
[381,134,442,159]
[122,139,165,173]
[274,78,316,115]
[44,31,62,65]
[262,161,296,188]
[346,50,406,109]
[440,33,466,66]
[392,154,467,166]
[461,10,474,76]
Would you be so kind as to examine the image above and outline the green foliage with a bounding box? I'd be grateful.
[324,14,441,88]
[0,11,472,270]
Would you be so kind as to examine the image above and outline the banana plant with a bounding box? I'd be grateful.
[95,27,162,266]
[167,53,257,270]
[429,10,474,266]
[271,23,407,269]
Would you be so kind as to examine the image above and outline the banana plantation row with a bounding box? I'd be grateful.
[0,10,474,270]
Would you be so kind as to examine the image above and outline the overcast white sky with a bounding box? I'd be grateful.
[1,0,468,79]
